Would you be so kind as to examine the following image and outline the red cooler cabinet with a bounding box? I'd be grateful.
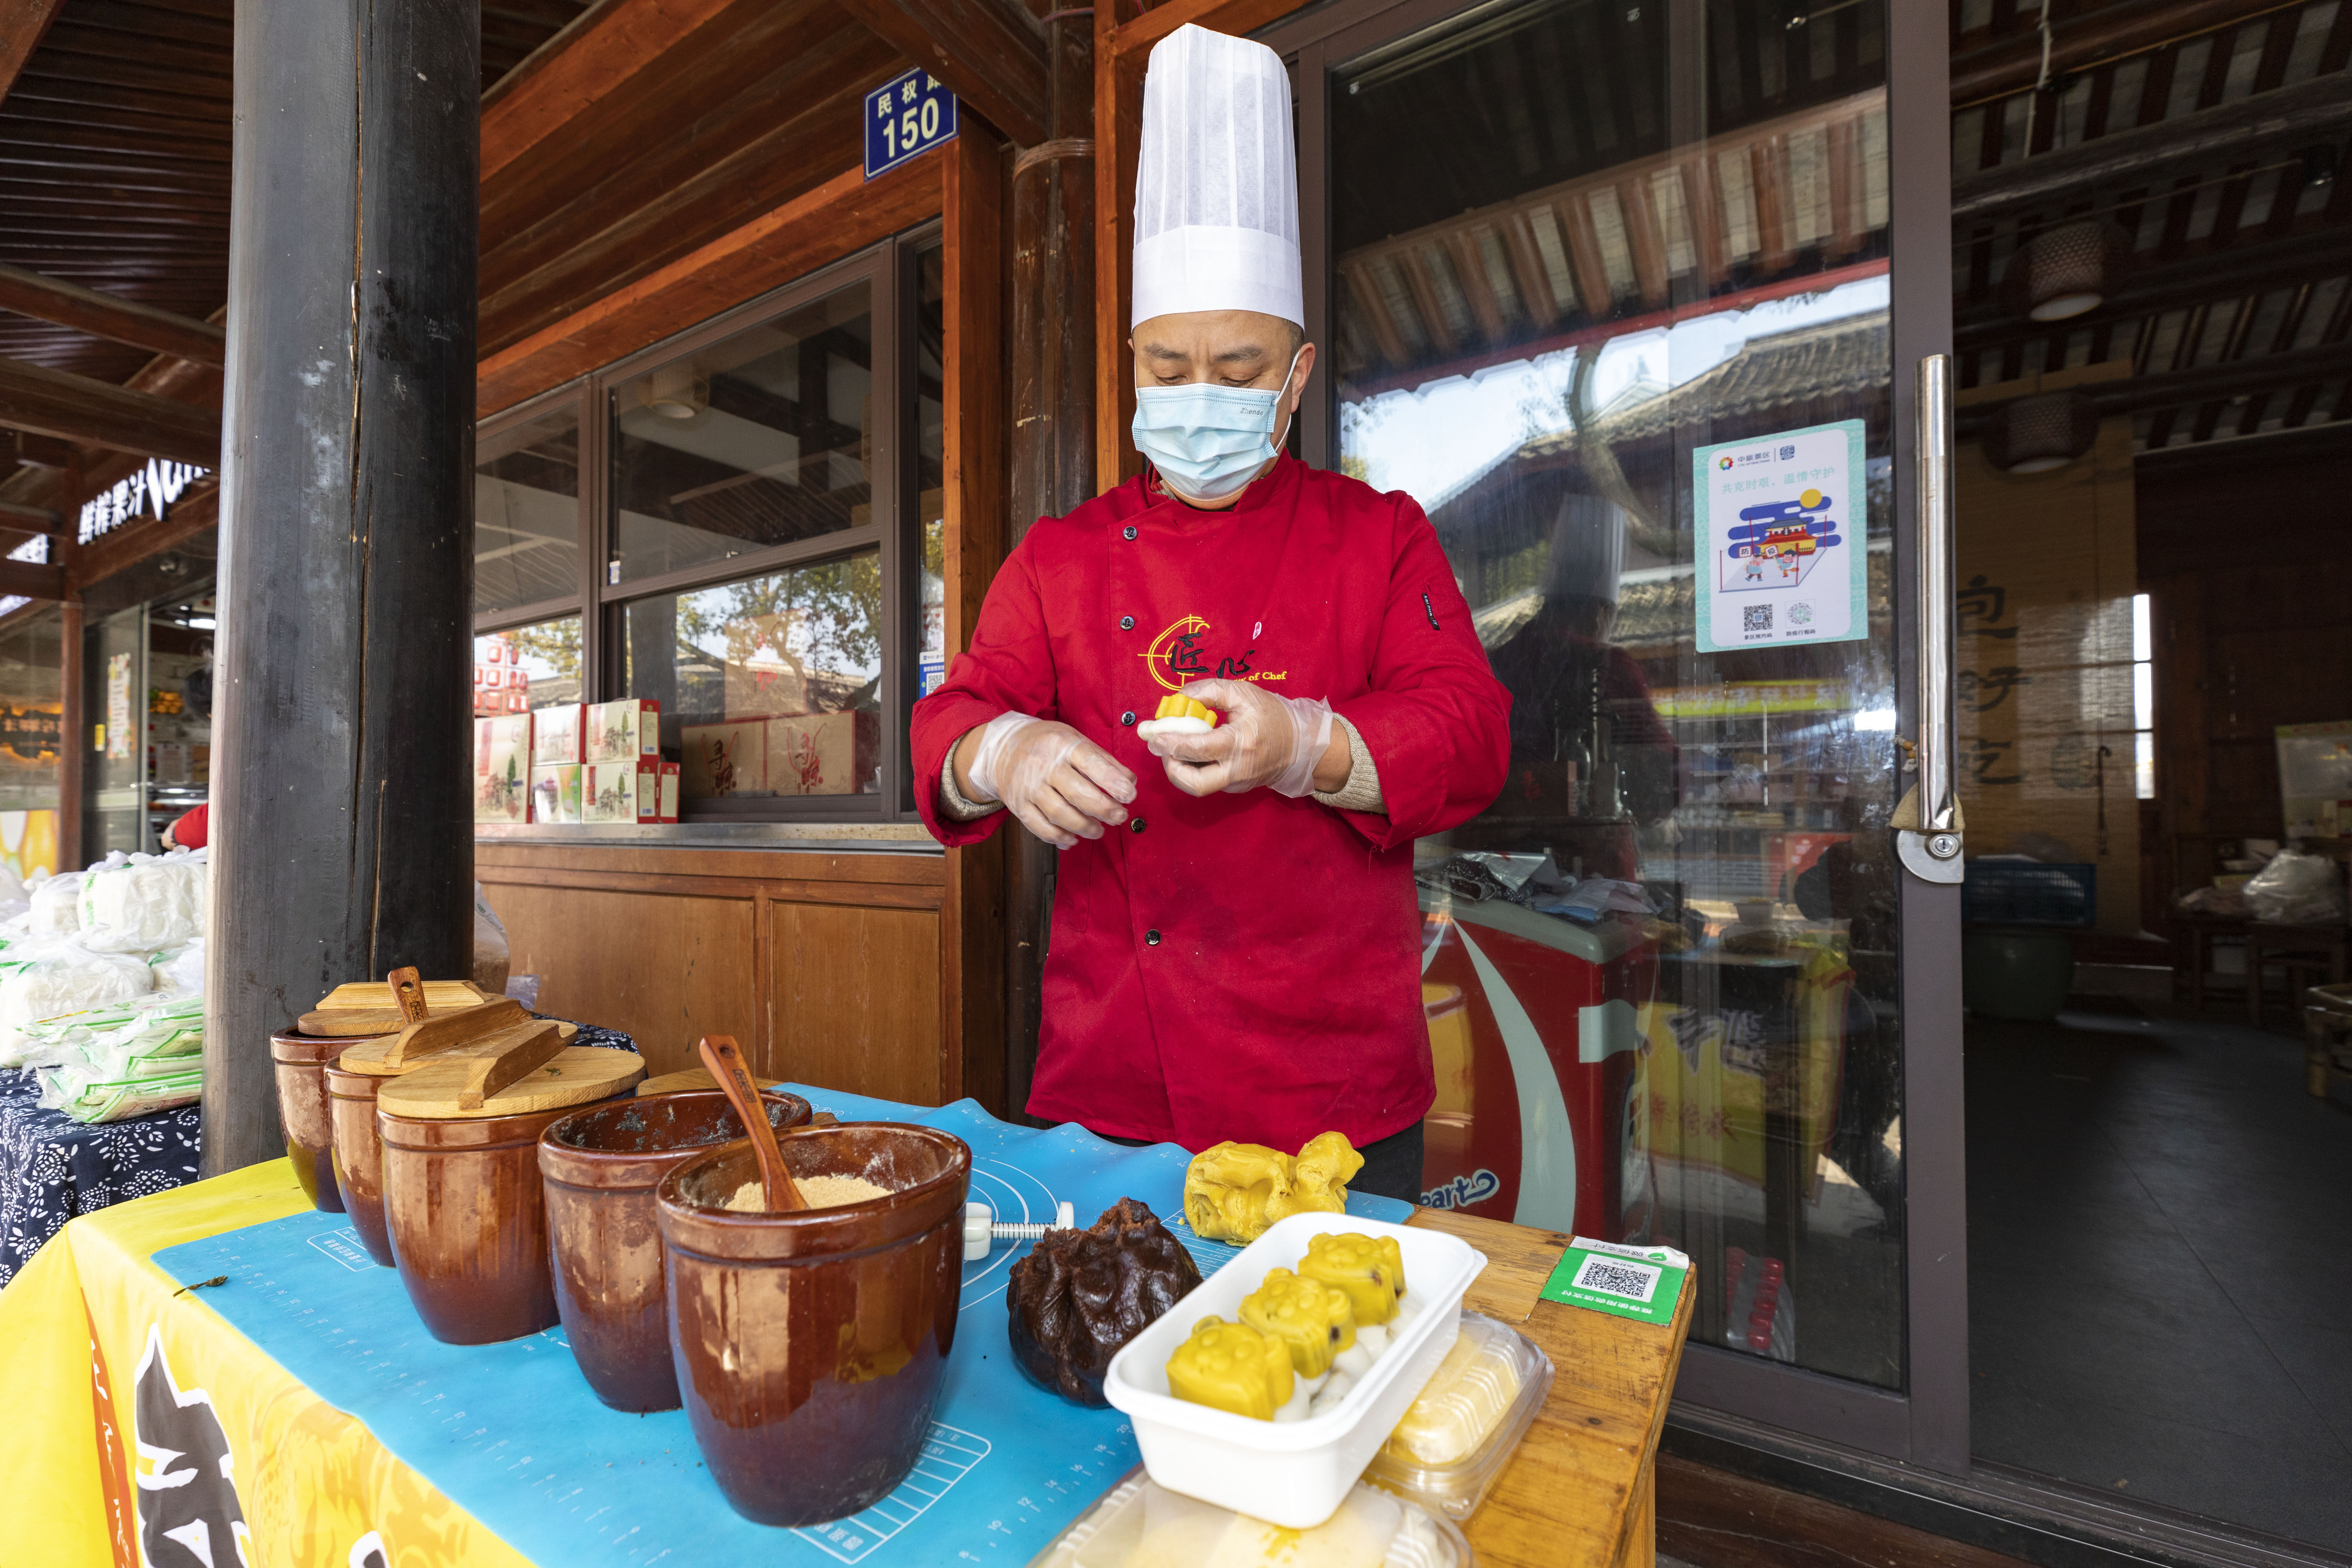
[1418,892,1658,1242]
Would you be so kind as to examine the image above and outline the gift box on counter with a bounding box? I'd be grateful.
[584,760,662,824]
[680,720,766,799]
[660,761,680,824]
[533,703,585,765]
[586,698,660,763]
[473,713,532,824]
[766,709,879,796]
[531,763,583,825]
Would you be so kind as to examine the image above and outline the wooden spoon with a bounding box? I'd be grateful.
[697,1035,804,1213]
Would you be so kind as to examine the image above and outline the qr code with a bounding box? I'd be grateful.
[1743,604,1773,633]
[1787,602,1813,625]
[1573,1254,1662,1303]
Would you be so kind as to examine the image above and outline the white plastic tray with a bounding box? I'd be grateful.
[1102,1213,1486,1528]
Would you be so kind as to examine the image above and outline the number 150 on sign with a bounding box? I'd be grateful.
[864,70,959,180]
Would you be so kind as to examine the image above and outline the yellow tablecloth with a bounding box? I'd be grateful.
[0,1159,533,1568]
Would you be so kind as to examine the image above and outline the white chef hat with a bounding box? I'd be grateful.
[1131,24,1303,329]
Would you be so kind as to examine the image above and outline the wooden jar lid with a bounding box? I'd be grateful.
[378,1045,645,1119]
[338,1020,577,1078]
[635,1066,792,1098]
[298,982,496,1039]
[315,978,485,1013]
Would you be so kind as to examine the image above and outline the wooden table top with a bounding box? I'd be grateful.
[1405,1208,1695,1568]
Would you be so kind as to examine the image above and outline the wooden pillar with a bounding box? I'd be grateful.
[942,128,1008,1115]
[206,0,479,1175]
[1002,14,1097,1119]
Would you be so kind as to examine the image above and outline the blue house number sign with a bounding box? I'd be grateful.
[865,70,958,180]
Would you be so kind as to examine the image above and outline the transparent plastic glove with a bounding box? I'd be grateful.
[962,712,1135,848]
[1145,679,1334,798]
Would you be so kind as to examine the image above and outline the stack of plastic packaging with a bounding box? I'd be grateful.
[0,849,209,1122]
[30,992,205,1123]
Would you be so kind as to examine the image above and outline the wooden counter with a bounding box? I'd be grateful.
[1407,1209,1694,1568]
[477,839,1001,1115]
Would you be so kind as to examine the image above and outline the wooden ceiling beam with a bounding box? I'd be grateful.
[1958,338,2352,433]
[0,354,217,465]
[1953,70,2352,223]
[1956,222,2352,349]
[482,0,742,181]
[0,0,67,111]
[0,555,64,601]
[832,0,1049,146]
[0,264,228,364]
[1952,0,2274,106]
[0,496,62,532]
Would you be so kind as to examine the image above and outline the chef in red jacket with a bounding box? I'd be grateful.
[911,23,1509,1202]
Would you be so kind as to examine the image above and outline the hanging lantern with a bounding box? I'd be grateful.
[2001,221,2132,323]
[643,360,709,420]
[1984,390,2101,473]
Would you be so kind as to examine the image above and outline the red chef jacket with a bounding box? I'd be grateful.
[911,455,1511,1152]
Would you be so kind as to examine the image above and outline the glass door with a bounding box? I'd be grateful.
[84,604,148,859]
[1262,0,1964,1466]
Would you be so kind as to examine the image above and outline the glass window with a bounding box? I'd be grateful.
[474,617,582,717]
[0,607,64,877]
[623,554,883,810]
[1332,0,1902,1388]
[611,281,875,584]
[476,405,581,615]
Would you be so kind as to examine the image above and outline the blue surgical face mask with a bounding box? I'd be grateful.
[1131,347,1304,504]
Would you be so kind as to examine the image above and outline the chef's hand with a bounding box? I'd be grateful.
[958,712,1136,848]
[1147,680,1340,798]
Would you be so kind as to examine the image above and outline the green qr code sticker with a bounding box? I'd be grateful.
[1540,1237,1689,1326]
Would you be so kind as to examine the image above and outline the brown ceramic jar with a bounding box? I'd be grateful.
[323,1062,394,1266]
[268,1032,345,1213]
[538,1089,813,1413]
[380,1093,625,1345]
[656,1123,971,1527]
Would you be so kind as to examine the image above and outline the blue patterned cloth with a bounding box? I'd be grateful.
[0,1068,201,1286]
[0,1014,636,1287]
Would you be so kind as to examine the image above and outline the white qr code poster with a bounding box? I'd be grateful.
[1692,419,1867,653]
[1540,1236,1690,1326]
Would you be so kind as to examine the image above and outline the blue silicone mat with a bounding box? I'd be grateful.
[153,1090,1412,1566]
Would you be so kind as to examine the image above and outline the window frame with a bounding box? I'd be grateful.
[472,225,944,827]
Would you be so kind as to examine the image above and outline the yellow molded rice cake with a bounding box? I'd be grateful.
[1135,694,1220,741]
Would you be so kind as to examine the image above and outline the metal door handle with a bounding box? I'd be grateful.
[1895,354,1965,885]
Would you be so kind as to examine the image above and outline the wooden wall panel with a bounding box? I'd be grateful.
[2141,447,2352,893]
[768,901,943,1101]
[483,881,757,1079]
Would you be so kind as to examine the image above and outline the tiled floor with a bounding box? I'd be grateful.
[1967,1001,2352,1548]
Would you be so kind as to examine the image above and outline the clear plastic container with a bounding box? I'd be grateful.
[1362,1312,1553,1520]
[1102,1213,1486,1528]
[1027,1464,1476,1568]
